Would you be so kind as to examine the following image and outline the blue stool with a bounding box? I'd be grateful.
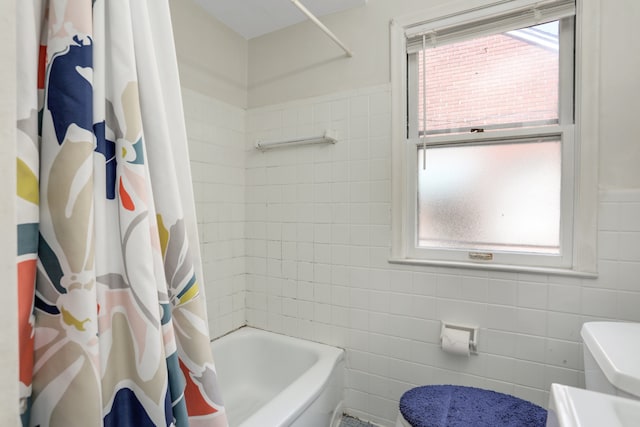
[396,385,547,427]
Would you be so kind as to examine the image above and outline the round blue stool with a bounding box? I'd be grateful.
[397,385,547,427]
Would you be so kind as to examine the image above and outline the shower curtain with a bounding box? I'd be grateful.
[16,1,228,426]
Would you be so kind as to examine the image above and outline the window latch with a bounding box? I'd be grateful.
[469,252,493,261]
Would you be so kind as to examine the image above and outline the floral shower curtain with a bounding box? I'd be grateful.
[16,1,228,426]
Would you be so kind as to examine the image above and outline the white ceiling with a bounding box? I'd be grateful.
[194,0,367,40]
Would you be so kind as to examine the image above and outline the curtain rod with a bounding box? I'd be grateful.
[255,130,337,150]
[290,0,353,57]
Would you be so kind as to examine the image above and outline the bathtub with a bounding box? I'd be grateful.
[210,327,345,427]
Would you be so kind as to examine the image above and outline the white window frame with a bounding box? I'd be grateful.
[390,0,600,276]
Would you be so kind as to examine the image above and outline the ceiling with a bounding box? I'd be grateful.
[194,0,367,40]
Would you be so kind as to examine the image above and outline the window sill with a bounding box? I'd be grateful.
[388,257,598,278]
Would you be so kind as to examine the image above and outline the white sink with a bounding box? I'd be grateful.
[546,384,640,427]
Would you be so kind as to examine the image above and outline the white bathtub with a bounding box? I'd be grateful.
[210,327,345,427]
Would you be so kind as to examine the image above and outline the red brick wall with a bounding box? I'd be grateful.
[418,33,559,133]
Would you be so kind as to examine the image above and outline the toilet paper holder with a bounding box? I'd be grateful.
[441,322,479,355]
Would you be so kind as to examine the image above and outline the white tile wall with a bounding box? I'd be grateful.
[181,83,640,426]
[242,84,640,426]
[182,88,246,339]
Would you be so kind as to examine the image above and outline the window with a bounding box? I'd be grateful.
[390,0,600,275]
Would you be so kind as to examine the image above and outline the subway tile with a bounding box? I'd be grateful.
[369,114,391,139]
[282,278,297,297]
[545,338,582,369]
[332,203,350,224]
[517,282,548,310]
[390,270,413,294]
[296,183,314,202]
[598,202,620,231]
[412,272,437,296]
[369,247,391,269]
[388,293,414,316]
[369,269,390,291]
[619,232,640,261]
[486,355,515,383]
[516,309,547,337]
[581,288,618,317]
[297,262,314,282]
[332,183,350,203]
[479,330,516,357]
[332,305,349,327]
[546,311,582,341]
[485,305,518,332]
[315,303,332,324]
[436,274,463,299]
[297,242,314,262]
[331,254,350,277]
[348,329,370,353]
[298,300,314,321]
[314,162,332,183]
[296,223,314,242]
[331,132,350,162]
[368,90,391,117]
[313,203,332,223]
[432,368,463,387]
[368,314,391,340]
[411,296,437,320]
[618,261,640,291]
[437,299,487,326]
[314,243,332,264]
[386,335,414,361]
[370,225,391,247]
[350,225,371,246]
[282,185,298,203]
[349,95,369,118]
[618,203,640,231]
[349,137,369,163]
[617,291,640,322]
[297,280,314,301]
[314,265,332,286]
[460,276,489,303]
[513,386,548,409]
[349,117,369,142]
[367,395,398,422]
[544,365,581,390]
[314,183,332,203]
[349,160,370,182]
[515,334,547,364]
[598,231,620,260]
[487,278,517,306]
[350,203,370,224]
[366,333,388,358]
[332,161,349,182]
[584,259,618,290]
[267,295,282,313]
[547,284,581,314]
[369,291,390,313]
[350,182,370,203]
[370,181,391,203]
[370,158,391,181]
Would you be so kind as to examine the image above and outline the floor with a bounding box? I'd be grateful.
[340,414,379,427]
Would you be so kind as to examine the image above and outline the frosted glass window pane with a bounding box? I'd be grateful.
[417,140,561,254]
[418,22,560,135]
